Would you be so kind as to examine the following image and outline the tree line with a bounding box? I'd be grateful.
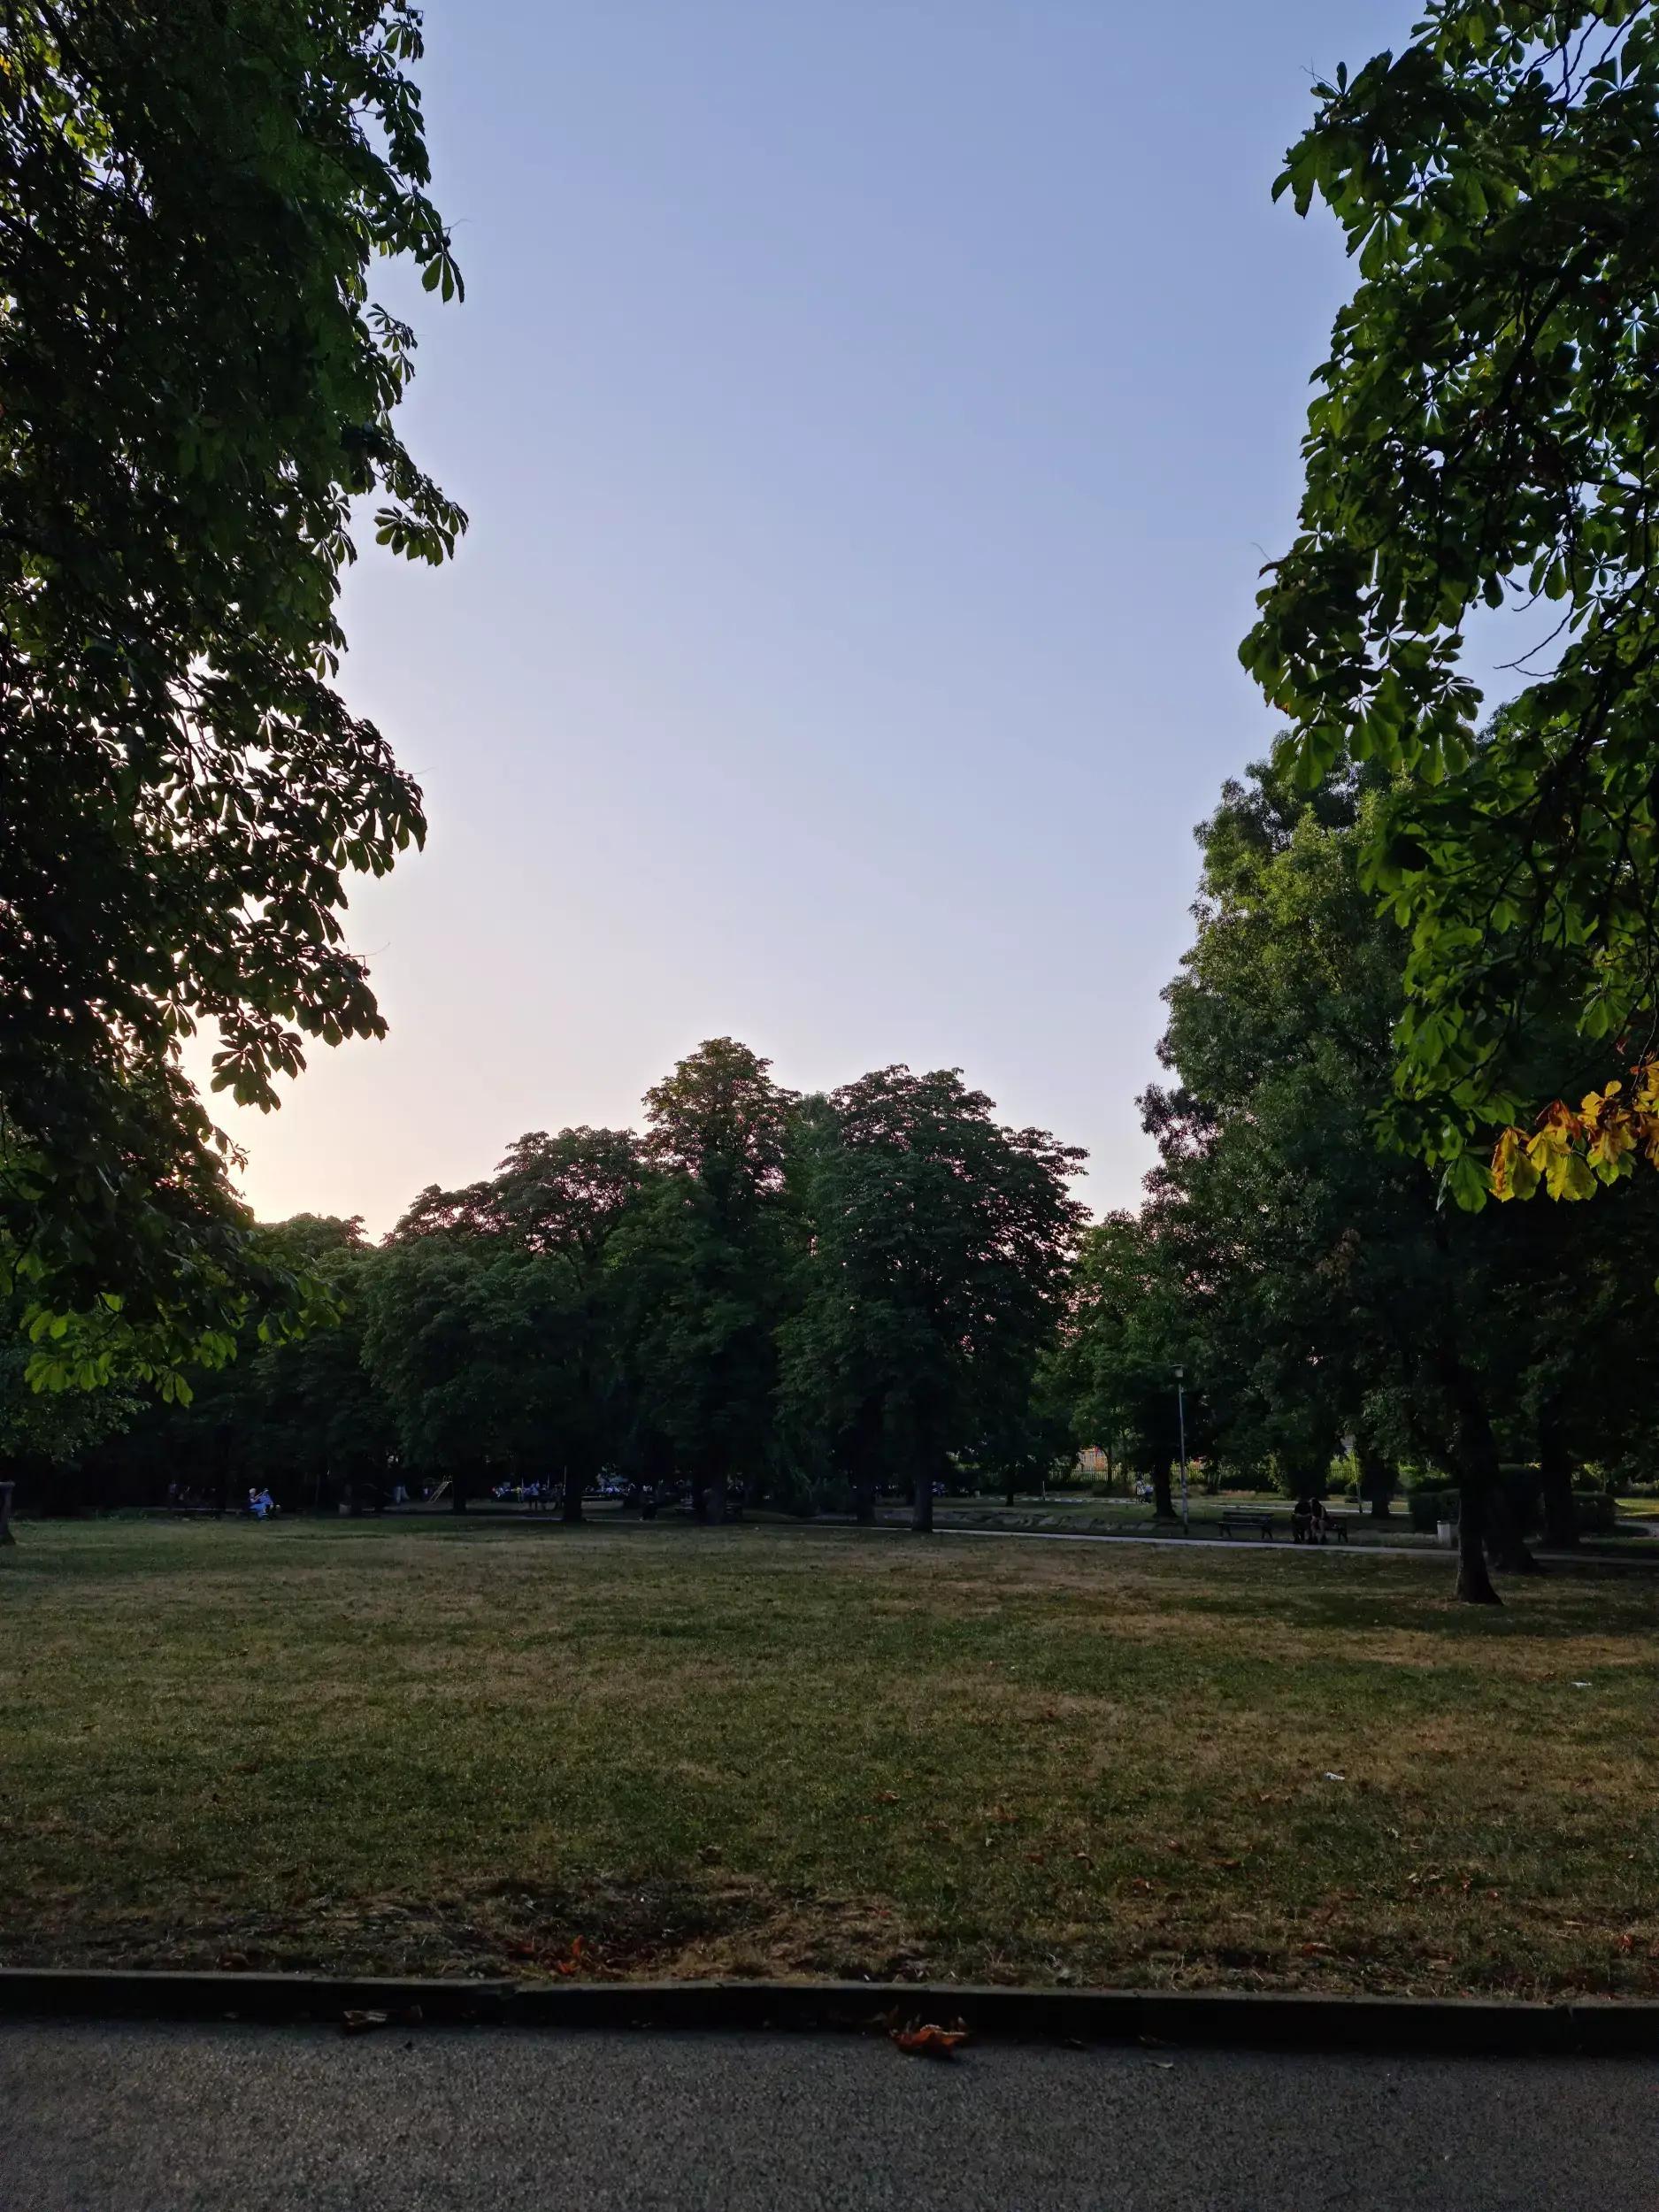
[12,1042,1085,1529]
[16,757,1659,1604]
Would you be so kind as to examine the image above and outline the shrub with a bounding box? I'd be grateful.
[1408,1489,1460,1533]
[1572,1489,1618,1536]
[1404,1483,1617,1538]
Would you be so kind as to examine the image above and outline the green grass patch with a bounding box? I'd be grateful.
[2,1517,1655,1997]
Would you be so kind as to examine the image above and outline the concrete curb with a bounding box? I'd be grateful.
[2,1970,1655,2055]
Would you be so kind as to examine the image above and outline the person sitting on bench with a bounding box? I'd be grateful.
[1295,1495,1331,1545]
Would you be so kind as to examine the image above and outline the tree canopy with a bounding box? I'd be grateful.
[781,1066,1086,1531]
[1060,756,1659,1599]
[611,1041,798,1521]
[1241,0,1659,1200]
[376,1125,647,1517]
[1,0,463,1385]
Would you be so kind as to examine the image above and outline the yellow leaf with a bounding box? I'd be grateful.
[1525,1124,1569,1177]
[1587,1110,1637,1176]
[1489,1127,1534,1202]
[1579,1081,1621,1129]
[1547,1149,1596,1202]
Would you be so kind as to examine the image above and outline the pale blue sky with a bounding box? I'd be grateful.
[214,0,1413,1232]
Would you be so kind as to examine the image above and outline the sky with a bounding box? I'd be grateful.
[207,0,1416,1235]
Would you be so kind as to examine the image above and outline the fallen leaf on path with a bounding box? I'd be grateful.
[891,2019,970,2059]
[341,2010,389,2036]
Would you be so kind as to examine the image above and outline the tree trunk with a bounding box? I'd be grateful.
[704,1463,726,1524]
[562,1461,584,1525]
[0,1479,16,1545]
[1150,1448,1176,1523]
[1356,1435,1394,1519]
[1539,1414,1578,1549]
[1440,1360,1502,1603]
[853,1473,877,1525]
[1484,1479,1544,1576]
[1455,1482,1502,1604]
[911,1457,934,1533]
[449,1471,469,1515]
[1004,1471,1017,1509]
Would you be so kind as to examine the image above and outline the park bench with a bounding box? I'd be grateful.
[1218,1507,1282,1540]
[1217,1505,1354,1544]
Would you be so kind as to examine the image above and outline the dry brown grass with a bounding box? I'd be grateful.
[2,1516,1655,1996]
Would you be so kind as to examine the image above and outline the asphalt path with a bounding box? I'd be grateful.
[924,1523,1440,1561]
[902,1523,1659,1570]
[419,1506,1656,1570]
[2,2019,1652,2211]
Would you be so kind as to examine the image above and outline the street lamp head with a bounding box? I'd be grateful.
[1173,1365,1184,1381]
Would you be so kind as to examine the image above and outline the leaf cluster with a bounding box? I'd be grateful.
[1,0,463,1353]
[1242,1,1659,1183]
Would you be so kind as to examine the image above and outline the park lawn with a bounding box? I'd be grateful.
[1,1517,1655,1999]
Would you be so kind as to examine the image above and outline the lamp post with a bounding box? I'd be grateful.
[1173,1366,1190,1534]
